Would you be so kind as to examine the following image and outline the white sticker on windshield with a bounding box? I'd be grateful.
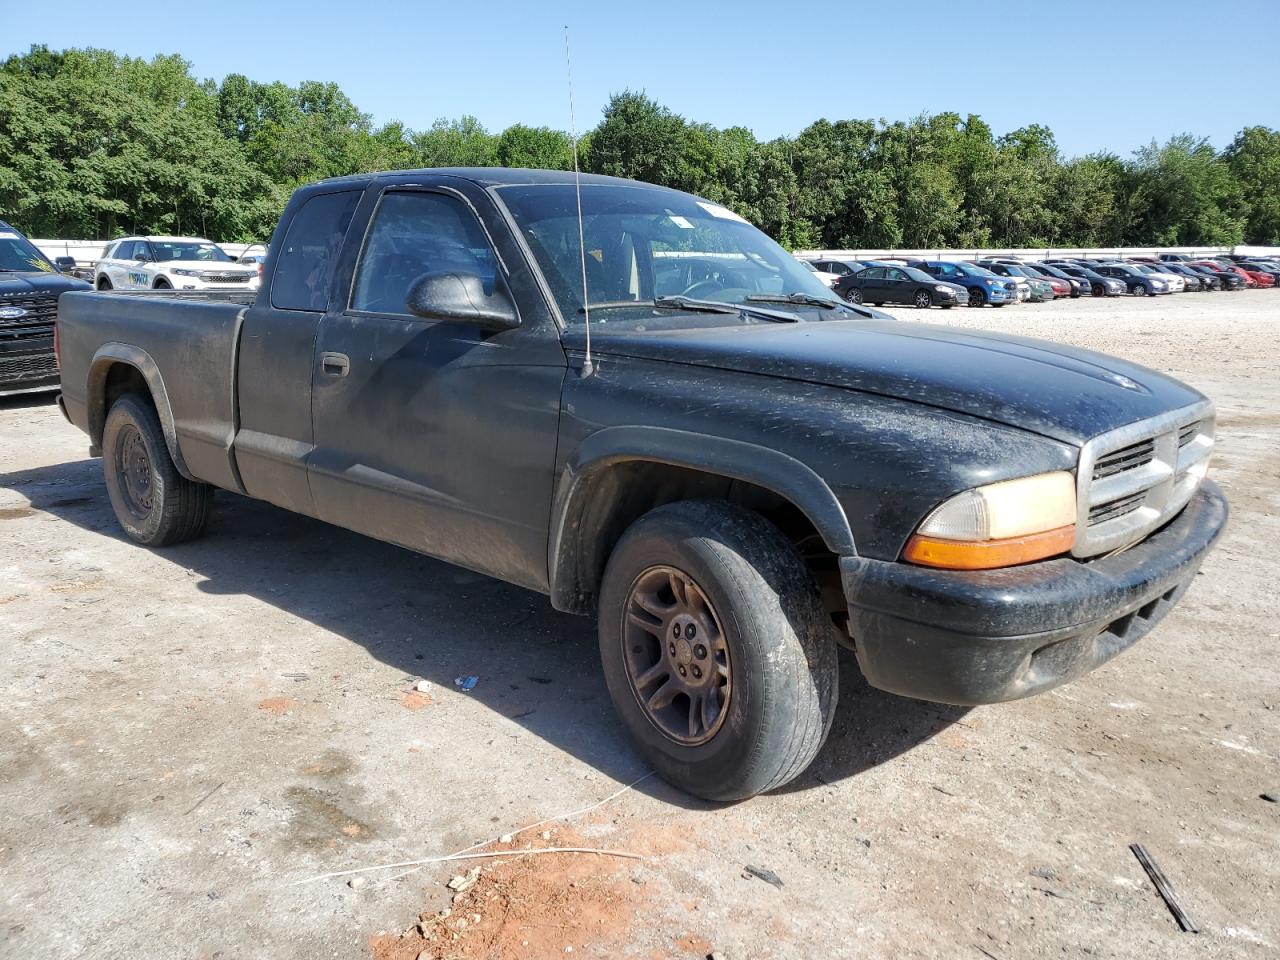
[696,201,749,224]
[0,232,19,240]
[667,215,694,229]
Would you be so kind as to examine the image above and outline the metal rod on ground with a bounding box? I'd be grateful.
[1129,843,1200,933]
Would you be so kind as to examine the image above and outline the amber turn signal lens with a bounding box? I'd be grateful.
[902,524,1075,570]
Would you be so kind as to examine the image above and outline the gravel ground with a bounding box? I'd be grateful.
[1,291,1277,960]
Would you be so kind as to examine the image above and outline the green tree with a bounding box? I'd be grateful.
[1224,126,1280,244]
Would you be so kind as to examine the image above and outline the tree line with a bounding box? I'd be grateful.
[2,46,1278,249]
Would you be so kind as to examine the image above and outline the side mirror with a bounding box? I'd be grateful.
[54,256,76,273]
[405,271,519,333]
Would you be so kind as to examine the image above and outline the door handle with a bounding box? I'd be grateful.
[320,352,350,377]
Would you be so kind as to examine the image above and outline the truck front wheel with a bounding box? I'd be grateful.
[102,394,213,546]
[598,501,838,801]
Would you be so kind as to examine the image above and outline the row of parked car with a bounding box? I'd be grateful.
[801,253,1280,309]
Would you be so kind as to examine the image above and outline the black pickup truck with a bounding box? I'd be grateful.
[1,220,90,396]
[56,169,1227,800]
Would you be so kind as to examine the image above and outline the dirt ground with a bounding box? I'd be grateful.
[1,292,1277,960]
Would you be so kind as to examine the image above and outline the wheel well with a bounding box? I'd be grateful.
[553,461,844,622]
[91,362,154,447]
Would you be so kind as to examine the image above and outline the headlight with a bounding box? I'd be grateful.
[902,471,1076,570]
[935,285,950,293]
[985,278,999,286]
[172,268,199,277]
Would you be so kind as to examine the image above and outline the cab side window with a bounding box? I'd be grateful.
[351,191,497,316]
[887,268,906,281]
[271,190,361,312]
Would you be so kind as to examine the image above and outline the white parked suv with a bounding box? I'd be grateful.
[95,236,260,292]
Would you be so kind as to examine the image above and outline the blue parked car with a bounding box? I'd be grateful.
[909,260,1017,307]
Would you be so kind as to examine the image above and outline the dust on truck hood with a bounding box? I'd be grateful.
[574,318,1205,446]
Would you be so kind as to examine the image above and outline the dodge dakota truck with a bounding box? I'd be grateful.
[1,219,90,396]
[55,169,1228,801]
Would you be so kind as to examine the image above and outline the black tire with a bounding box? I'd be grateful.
[598,501,838,801]
[96,276,112,291]
[968,287,985,308]
[873,302,884,307]
[154,277,172,290]
[1091,282,1105,298]
[102,394,213,547]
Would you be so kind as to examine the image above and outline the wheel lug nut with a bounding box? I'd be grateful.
[691,666,702,679]
[686,624,696,639]
[668,643,676,656]
[694,644,707,659]
[678,666,687,677]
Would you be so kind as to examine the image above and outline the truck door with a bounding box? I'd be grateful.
[233,187,363,516]
[307,184,566,593]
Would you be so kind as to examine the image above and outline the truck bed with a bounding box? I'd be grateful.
[58,289,251,492]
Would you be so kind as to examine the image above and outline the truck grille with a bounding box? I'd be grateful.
[1073,400,1215,557]
[0,352,58,385]
[0,293,57,340]
[200,272,251,283]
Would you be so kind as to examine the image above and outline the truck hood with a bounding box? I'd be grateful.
[0,272,90,296]
[573,318,1204,445]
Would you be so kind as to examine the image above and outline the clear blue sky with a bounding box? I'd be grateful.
[5,0,1275,158]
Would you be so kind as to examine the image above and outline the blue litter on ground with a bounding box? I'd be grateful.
[454,676,479,691]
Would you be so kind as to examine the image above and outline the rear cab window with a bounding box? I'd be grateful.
[271,190,362,311]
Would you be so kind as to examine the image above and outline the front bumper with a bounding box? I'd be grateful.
[840,481,1227,705]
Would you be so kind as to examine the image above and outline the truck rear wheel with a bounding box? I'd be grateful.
[598,501,838,801]
[102,394,213,546]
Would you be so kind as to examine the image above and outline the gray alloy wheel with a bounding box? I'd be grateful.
[914,289,932,308]
[847,288,863,304]
[968,287,985,307]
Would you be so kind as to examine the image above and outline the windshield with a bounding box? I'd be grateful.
[150,241,233,263]
[902,266,937,283]
[0,228,55,273]
[496,183,839,324]
[1000,264,1030,278]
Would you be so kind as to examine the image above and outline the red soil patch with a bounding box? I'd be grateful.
[369,828,644,960]
[257,696,296,716]
[398,691,432,711]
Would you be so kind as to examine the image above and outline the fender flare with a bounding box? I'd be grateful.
[547,425,856,613]
[86,342,193,479]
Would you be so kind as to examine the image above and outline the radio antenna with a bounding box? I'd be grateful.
[564,25,593,377]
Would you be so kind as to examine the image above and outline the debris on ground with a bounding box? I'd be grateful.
[742,865,784,889]
[1261,792,1277,803]
[446,866,481,892]
[1130,843,1199,933]
[414,679,432,694]
[453,676,479,691]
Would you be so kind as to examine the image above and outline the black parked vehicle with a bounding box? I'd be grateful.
[837,264,969,308]
[807,257,866,279]
[1161,262,1218,291]
[55,168,1227,801]
[0,220,91,396]
[1189,264,1245,290]
[1046,263,1128,297]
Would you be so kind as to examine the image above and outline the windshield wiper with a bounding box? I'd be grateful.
[745,292,843,309]
[577,296,798,323]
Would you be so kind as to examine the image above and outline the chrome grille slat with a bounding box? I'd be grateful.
[1073,400,1214,558]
